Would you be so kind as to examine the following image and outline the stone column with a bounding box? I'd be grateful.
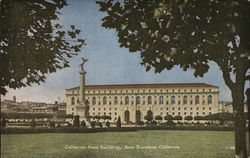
[79,69,86,105]
[75,58,89,122]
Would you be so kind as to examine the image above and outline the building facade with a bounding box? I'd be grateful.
[66,83,220,123]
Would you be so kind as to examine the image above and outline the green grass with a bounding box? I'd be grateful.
[1,130,234,158]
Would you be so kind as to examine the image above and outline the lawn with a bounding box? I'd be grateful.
[1,130,234,158]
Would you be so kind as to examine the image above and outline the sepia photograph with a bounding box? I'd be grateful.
[0,0,249,158]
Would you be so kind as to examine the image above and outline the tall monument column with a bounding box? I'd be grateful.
[75,58,89,122]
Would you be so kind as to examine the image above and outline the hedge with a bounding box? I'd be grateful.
[1,125,236,134]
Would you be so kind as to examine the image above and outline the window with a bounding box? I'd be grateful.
[114,96,118,105]
[208,95,212,104]
[71,97,75,105]
[183,96,188,104]
[148,96,152,104]
[171,96,175,104]
[103,96,107,105]
[159,96,163,105]
[125,96,129,105]
[136,96,140,104]
[195,95,200,104]
[77,98,80,103]
[172,107,175,110]
[92,97,96,105]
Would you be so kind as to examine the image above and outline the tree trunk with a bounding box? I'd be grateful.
[232,87,247,158]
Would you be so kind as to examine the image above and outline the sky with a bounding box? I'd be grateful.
[2,0,233,103]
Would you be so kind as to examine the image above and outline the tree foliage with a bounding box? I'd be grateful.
[97,1,249,156]
[164,115,173,121]
[0,0,85,95]
[184,116,193,121]
[155,115,163,121]
[173,115,182,121]
[194,116,204,121]
[97,0,249,78]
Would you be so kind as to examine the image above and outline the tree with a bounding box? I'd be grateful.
[144,115,153,123]
[173,115,183,121]
[97,1,250,156]
[90,121,96,128]
[155,115,163,123]
[1,118,7,127]
[81,120,86,127]
[0,0,85,95]
[116,116,121,128]
[164,115,174,121]
[30,118,36,128]
[105,121,110,127]
[98,122,103,128]
[194,116,204,121]
[73,115,80,127]
[144,110,153,123]
[184,116,193,123]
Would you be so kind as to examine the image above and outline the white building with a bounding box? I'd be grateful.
[66,83,221,123]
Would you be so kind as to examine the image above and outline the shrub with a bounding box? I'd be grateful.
[105,121,110,127]
[165,120,176,126]
[151,120,157,125]
[30,118,36,127]
[1,118,7,127]
[48,121,55,127]
[81,120,86,127]
[90,121,96,128]
[67,122,72,127]
[137,121,144,126]
[116,116,121,128]
[73,115,80,127]
[98,122,103,128]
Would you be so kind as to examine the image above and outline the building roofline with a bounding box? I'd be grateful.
[66,83,218,91]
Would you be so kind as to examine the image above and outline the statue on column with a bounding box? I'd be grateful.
[80,57,88,72]
[75,57,90,123]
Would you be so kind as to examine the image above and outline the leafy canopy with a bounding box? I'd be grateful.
[97,0,249,89]
[0,0,85,95]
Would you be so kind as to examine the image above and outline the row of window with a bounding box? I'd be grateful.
[71,88,214,94]
[71,95,213,105]
[90,107,212,112]
[91,112,212,116]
